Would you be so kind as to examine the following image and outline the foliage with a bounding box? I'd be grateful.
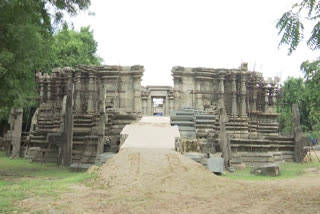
[50,26,102,68]
[277,0,320,54]
[278,77,306,133]
[277,1,320,138]
[279,75,320,138]
[0,0,91,119]
[0,152,95,213]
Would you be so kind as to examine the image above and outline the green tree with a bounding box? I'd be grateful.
[278,77,306,133]
[50,26,102,68]
[0,0,91,119]
[277,0,320,138]
[277,0,320,54]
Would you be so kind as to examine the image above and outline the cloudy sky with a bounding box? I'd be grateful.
[70,0,318,86]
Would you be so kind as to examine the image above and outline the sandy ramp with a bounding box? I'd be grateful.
[120,116,180,149]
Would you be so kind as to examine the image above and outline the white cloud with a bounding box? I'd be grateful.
[70,0,319,85]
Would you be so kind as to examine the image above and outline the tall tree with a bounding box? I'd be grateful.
[277,0,320,138]
[0,0,91,119]
[278,77,306,133]
[51,26,102,68]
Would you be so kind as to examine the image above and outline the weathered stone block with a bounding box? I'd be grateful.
[207,157,224,173]
[250,164,280,176]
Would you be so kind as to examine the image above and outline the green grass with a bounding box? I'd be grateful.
[224,161,320,180]
[0,152,95,214]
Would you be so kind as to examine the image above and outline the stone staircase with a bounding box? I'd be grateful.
[72,114,97,164]
[230,136,295,166]
[107,110,137,152]
[26,108,61,162]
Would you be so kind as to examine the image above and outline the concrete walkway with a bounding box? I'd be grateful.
[120,116,180,150]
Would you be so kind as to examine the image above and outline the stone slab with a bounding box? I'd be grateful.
[207,157,224,173]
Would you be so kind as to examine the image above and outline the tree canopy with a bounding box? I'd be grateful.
[51,26,102,68]
[277,0,320,54]
[277,0,320,137]
[0,0,99,119]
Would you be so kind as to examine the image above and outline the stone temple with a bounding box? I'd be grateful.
[4,63,305,168]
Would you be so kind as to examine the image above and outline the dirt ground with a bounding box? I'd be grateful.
[17,148,320,214]
[16,118,320,214]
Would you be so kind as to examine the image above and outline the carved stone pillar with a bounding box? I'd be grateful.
[173,78,181,111]
[133,75,142,112]
[148,95,153,116]
[271,85,277,106]
[75,71,82,112]
[97,84,106,155]
[240,75,247,117]
[231,74,237,116]
[39,78,44,104]
[196,79,203,110]
[218,74,225,109]
[252,82,257,112]
[87,71,95,113]
[165,97,170,116]
[142,96,148,115]
[47,76,51,102]
[265,87,269,107]
[10,108,23,158]
[63,83,74,166]
[169,95,174,115]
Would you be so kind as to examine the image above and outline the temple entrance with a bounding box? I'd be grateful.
[152,97,164,116]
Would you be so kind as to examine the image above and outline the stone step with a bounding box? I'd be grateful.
[73,141,98,145]
[74,114,93,119]
[170,116,194,121]
[194,115,216,119]
[112,114,136,120]
[231,139,294,145]
[231,144,294,148]
[73,118,93,123]
[73,135,99,141]
[73,123,94,128]
[171,121,195,126]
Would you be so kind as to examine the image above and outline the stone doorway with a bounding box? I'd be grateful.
[152,97,165,116]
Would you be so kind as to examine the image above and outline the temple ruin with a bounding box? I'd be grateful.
[4,63,304,168]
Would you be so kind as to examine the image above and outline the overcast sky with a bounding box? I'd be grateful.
[70,0,319,86]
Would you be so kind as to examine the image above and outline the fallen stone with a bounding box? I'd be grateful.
[184,152,207,163]
[250,164,280,176]
[70,163,93,172]
[95,152,116,166]
[314,145,320,151]
[233,163,246,170]
[207,157,224,173]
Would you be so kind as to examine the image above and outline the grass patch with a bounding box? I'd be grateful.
[0,152,95,214]
[224,161,320,181]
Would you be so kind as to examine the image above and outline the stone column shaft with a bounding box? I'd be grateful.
[87,71,95,113]
[265,88,269,106]
[133,76,142,112]
[231,75,237,116]
[196,80,203,110]
[47,78,51,101]
[142,97,148,115]
[75,71,81,112]
[63,83,74,166]
[97,84,106,155]
[218,75,225,109]
[39,80,44,103]
[11,108,23,158]
[169,97,174,114]
[252,83,257,112]
[240,76,247,116]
